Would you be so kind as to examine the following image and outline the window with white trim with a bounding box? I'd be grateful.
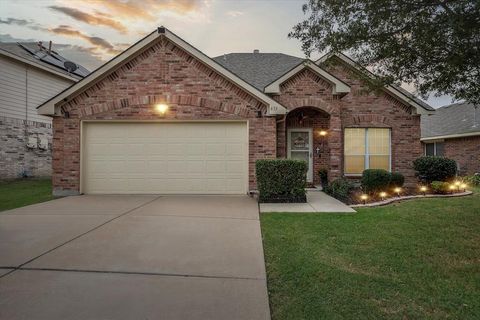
[344,128,391,174]
[424,142,444,156]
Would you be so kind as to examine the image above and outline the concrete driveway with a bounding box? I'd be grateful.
[0,195,269,320]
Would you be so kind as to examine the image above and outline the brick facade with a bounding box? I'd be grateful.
[50,35,424,195]
[0,116,52,179]
[442,136,480,175]
[52,36,276,196]
[273,63,422,188]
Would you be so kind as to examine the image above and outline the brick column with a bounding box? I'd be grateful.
[328,113,342,181]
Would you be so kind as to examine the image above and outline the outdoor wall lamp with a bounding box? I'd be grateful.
[155,103,169,115]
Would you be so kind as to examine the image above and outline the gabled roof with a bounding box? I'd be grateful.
[317,52,435,115]
[421,102,480,140]
[0,42,88,81]
[264,59,350,95]
[213,53,303,90]
[37,27,287,116]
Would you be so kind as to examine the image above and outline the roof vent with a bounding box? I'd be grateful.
[64,61,78,73]
[253,49,259,54]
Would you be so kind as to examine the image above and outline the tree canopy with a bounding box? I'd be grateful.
[290,0,480,105]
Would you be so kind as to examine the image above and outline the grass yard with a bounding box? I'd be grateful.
[261,189,480,319]
[0,178,53,212]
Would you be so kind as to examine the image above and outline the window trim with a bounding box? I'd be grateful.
[344,127,392,176]
[424,141,445,156]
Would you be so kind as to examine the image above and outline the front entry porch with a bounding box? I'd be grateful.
[278,107,331,185]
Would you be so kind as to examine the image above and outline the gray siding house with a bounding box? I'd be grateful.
[0,42,88,178]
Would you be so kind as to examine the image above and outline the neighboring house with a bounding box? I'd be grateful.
[37,27,434,196]
[421,102,479,175]
[0,42,88,178]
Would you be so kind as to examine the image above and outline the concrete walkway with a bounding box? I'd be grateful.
[260,191,355,213]
[0,195,270,320]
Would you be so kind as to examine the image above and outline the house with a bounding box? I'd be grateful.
[421,102,479,175]
[37,27,434,196]
[0,41,89,178]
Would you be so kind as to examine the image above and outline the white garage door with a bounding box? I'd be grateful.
[82,122,248,194]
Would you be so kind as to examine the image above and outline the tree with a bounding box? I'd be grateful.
[289,0,480,105]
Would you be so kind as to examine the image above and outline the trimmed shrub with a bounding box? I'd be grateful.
[389,172,405,188]
[413,156,457,183]
[318,168,328,188]
[361,169,391,194]
[324,178,354,202]
[430,181,450,194]
[255,159,307,203]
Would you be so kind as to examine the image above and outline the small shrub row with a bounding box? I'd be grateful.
[324,178,354,202]
[463,174,480,187]
[255,159,307,203]
[430,181,451,194]
[361,169,405,194]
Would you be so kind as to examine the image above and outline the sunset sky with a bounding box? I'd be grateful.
[0,0,452,107]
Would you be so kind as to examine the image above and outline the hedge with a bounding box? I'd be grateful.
[413,156,457,183]
[255,159,307,203]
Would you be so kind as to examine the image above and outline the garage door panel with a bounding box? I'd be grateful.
[83,122,247,194]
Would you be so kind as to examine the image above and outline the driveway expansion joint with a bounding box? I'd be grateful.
[15,195,162,270]
[18,267,266,281]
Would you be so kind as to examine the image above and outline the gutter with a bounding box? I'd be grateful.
[421,131,480,141]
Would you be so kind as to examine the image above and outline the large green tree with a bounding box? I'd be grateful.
[290,0,480,105]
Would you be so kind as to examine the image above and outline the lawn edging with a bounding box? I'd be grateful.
[351,191,473,208]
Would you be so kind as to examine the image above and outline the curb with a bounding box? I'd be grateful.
[351,191,474,208]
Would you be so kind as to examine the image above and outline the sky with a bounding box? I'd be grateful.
[0,0,453,107]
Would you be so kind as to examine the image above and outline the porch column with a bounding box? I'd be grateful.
[328,113,342,181]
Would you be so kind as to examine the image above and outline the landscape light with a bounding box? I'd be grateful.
[360,194,368,204]
[460,183,467,192]
[380,192,387,200]
[394,187,401,197]
[449,185,456,193]
[420,186,427,196]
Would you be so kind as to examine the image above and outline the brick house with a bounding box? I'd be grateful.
[0,42,88,179]
[421,102,479,175]
[37,27,435,196]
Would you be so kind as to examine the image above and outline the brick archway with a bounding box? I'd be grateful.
[71,94,259,118]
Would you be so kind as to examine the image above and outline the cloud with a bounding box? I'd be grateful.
[0,18,29,26]
[49,25,122,55]
[78,0,200,20]
[0,17,45,30]
[48,6,128,34]
[227,11,244,18]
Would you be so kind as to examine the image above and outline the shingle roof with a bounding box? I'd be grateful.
[421,102,480,138]
[213,53,303,90]
[0,42,89,79]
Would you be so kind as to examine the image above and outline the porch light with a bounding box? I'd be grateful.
[319,130,328,137]
[420,186,427,196]
[360,194,368,204]
[460,183,467,192]
[380,192,387,200]
[155,103,169,115]
[394,187,401,197]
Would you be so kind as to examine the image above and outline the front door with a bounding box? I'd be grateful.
[287,129,313,182]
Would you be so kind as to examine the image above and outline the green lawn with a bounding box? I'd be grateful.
[0,178,53,212]
[261,189,480,319]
